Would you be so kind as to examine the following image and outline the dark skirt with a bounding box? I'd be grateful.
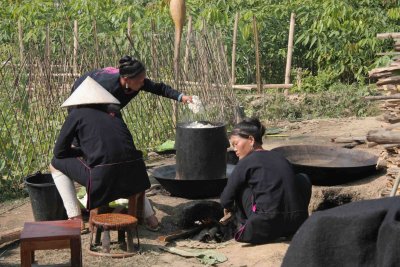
[52,157,150,209]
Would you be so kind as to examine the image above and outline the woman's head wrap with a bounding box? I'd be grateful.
[119,55,146,78]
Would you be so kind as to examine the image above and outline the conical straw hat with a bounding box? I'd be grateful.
[61,76,120,107]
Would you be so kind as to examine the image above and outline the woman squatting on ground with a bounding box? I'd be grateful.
[220,118,312,244]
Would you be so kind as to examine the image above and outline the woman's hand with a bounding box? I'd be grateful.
[181,95,193,104]
[219,208,233,225]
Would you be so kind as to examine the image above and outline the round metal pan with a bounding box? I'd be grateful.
[271,145,379,186]
[149,164,235,199]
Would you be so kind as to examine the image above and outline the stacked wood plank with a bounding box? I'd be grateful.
[368,33,400,123]
[367,128,400,197]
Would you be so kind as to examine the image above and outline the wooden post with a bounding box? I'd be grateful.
[296,67,302,90]
[73,20,78,75]
[284,13,296,96]
[93,20,99,69]
[253,16,262,93]
[45,24,51,66]
[127,17,132,38]
[183,15,193,74]
[18,20,24,64]
[231,12,239,86]
[151,20,158,79]
[170,0,186,125]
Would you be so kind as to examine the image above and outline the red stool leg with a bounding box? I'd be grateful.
[70,237,82,267]
[126,227,134,252]
[102,229,111,253]
[20,241,33,267]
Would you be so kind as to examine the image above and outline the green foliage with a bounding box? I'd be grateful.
[1,0,399,85]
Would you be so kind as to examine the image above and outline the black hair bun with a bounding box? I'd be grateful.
[118,55,146,78]
[119,55,133,68]
[243,117,265,137]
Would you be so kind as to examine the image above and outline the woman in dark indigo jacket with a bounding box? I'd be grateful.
[50,77,151,230]
[220,118,311,244]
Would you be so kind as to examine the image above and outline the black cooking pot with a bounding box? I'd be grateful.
[271,145,379,186]
[175,121,230,180]
[149,164,236,199]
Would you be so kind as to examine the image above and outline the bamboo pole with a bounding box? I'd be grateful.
[151,20,158,79]
[73,20,78,75]
[364,94,400,100]
[127,17,132,38]
[231,12,239,85]
[232,84,293,90]
[183,15,193,74]
[45,24,50,66]
[93,20,99,69]
[252,16,262,93]
[18,20,24,64]
[284,13,295,96]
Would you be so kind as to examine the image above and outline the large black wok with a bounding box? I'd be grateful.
[149,164,235,199]
[271,145,379,186]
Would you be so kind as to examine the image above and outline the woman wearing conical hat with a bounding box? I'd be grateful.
[70,55,193,108]
[50,77,151,229]
[67,56,192,230]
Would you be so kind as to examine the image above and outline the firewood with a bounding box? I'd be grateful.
[376,76,400,86]
[157,226,203,243]
[368,65,400,76]
[0,227,22,247]
[332,136,366,143]
[369,71,395,79]
[364,94,400,100]
[367,129,400,144]
[376,33,400,39]
[383,143,400,149]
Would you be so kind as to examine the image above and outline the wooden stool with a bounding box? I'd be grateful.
[89,213,139,258]
[20,220,82,267]
[88,192,145,232]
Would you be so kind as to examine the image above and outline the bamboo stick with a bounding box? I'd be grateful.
[93,20,99,69]
[231,12,239,85]
[18,20,24,64]
[46,24,50,65]
[284,13,295,95]
[364,94,400,101]
[232,84,293,90]
[151,20,158,78]
[253,16,261,93]
[127,17,132,38]
[183,15,193,74]
[73,20,78,75]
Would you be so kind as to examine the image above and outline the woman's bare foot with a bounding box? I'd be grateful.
[145,215,160,231]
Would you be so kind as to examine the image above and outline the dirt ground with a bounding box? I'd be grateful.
[0,116,390,267]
